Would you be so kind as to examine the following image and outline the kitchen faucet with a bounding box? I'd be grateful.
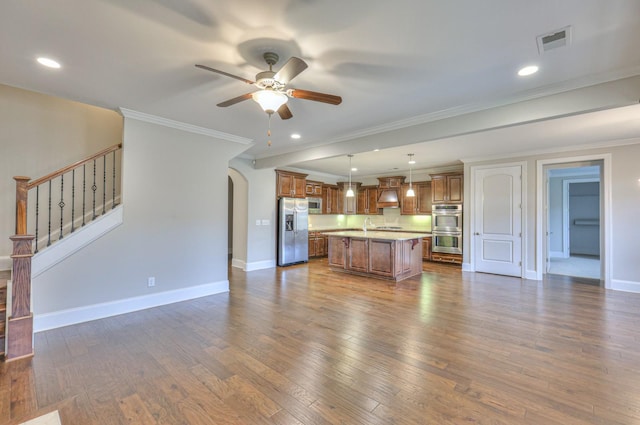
[363,217,374,232]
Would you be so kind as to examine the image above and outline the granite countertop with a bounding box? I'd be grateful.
[322,230,429,240]
[311,227,431,235]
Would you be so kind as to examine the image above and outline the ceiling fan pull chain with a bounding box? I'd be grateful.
[267,113,272,147]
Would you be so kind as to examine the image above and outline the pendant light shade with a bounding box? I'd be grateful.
[406,153,415,197]
[346,154,355,197]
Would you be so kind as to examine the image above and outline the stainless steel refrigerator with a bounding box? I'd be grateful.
[278,197,309,266]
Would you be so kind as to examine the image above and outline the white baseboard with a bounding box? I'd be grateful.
[231,258,276,271]
[231,258,246,270]
[461,262,473,272]
[34,279,229,332]
[549,251,566,258]
[525,269,539,280]
[611,279,640,293]
[245,259,276,271]
[32,205,123,278]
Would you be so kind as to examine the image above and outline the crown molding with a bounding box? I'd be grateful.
[118,108,253,145]
[460,136,640,164]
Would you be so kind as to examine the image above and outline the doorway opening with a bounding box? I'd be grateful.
[544,163,602,282]
[228,168,248,270]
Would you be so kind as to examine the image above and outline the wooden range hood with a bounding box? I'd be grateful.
[376,176,406,208]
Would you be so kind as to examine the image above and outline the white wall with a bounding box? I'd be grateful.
[32,115,248,328]
[228,167,248,268]
[228,158,277,271]
[0,84,122,269]
[548,177,564,255]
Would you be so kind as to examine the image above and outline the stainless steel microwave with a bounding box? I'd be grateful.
[307,197,322,214]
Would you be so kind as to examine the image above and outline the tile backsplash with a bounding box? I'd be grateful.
[309,208,431,231]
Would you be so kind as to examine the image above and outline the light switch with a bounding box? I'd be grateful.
[255,219,261,226]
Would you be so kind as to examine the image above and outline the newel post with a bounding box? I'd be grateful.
[14,176,30,235]
[7,176,35,361]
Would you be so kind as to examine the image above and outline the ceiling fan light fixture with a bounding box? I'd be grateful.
[252,89,288,113]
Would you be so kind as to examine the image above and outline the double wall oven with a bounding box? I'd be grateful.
[432,204,462,254]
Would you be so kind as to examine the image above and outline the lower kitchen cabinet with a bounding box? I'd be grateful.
[309,232,327,257]
[431,252,462,265]
[422,237,432,261]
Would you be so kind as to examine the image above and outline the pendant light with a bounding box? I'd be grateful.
[346,154,355,197]
[406,153,415,197]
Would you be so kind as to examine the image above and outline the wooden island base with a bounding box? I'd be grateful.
[325,231,425,282]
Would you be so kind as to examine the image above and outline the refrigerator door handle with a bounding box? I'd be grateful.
[293,209,297,235]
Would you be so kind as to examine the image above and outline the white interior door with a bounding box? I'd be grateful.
[474,165,522,277]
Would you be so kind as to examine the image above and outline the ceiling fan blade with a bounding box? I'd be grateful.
[217,93,253,107]
[289,89,342,105]
[273,57,308,84]
[277,104,293,120]
[195,64,255,85]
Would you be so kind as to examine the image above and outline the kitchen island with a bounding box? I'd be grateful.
[324,231,426,282]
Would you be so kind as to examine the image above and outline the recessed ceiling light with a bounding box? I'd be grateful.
[373,149,380,152]
[290,133,301,139]
[351,167,358,172]
[518,65,538,76]
[37,57,61,69]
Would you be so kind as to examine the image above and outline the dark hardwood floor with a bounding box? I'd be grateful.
[2,259,640,424]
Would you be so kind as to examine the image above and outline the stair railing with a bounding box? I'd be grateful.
[6,143,122,361]
[15,143,123,253]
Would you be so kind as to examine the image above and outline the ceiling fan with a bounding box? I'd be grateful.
[195,52,342,120]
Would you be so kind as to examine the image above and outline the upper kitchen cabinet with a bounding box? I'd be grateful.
[356,185,380,215]
[276,170,308,199]
[430,173,463,204]
[322,184,339,214]
[401,181,432,214]
[305,180,323,197]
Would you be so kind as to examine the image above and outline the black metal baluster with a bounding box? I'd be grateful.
[47,180,52,247]
[102,155,106,214]
[71,169,76,233]
[112,151,116,209]
[82,164,86,226]
[92,159,97,220]
[59,175,65,240]
[35,186,40,253]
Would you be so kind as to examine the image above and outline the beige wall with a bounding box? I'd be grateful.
[33,116,248,317]
[0,84,123,266]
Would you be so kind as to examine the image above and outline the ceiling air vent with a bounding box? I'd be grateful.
[537,26,572,54]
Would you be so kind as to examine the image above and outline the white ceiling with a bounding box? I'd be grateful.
[2,0,640,177]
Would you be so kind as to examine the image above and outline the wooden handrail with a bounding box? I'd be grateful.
[27,143,122,189]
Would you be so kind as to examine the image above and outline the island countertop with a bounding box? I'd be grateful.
[322,231,428,241]
[325,231,424,281]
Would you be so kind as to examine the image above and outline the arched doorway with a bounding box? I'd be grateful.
[228,168,248,270]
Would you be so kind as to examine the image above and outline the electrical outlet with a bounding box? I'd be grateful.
[148,277,155,287]
[256,219,261,226]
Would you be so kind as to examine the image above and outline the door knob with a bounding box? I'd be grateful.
[475,232,481,235]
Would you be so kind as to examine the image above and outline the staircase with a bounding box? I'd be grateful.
[0,270,8,358]
[3,143,123,362]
